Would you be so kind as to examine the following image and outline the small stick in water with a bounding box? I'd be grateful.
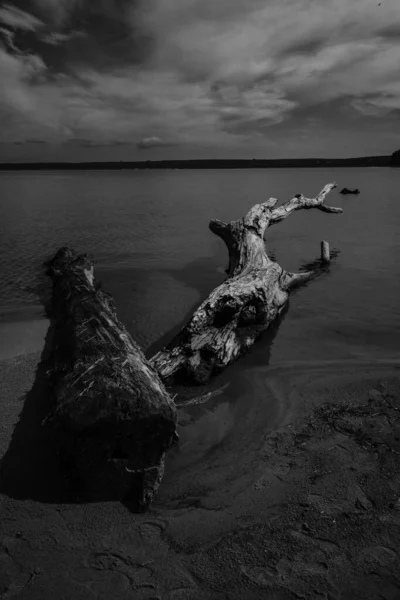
[321,240,330,264]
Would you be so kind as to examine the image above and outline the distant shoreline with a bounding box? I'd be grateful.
[0,155,396,171]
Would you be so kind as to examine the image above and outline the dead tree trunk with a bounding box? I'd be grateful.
[150,183,342,385]
[45,248,177,509]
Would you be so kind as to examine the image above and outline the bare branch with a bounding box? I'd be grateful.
[269,183,342,225]
[281,270,315,291]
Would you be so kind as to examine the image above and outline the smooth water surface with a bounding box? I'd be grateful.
[1,167,399,367]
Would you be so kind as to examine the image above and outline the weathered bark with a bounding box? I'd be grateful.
[150,183,342,385]
[45,247,177,509]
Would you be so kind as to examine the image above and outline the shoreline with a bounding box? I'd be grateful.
[0,155,394,171]
[0,325,399,598]
[0,319,49,361]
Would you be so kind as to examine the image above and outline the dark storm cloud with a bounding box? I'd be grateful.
[52,0,151,71]
[1,0,152,74]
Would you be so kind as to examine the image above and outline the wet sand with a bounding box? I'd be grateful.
[0,323,400,599]
[0,320,48,361]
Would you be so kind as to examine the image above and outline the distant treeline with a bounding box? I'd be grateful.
[0,155,398,171]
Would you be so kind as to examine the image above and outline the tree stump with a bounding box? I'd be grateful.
[150,183,342,385]
[321,240,331,263]
[45,248,177,509]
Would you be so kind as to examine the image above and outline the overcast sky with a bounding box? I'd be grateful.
[0,0,399,161]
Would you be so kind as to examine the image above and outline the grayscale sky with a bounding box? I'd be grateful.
[0,0,399,161]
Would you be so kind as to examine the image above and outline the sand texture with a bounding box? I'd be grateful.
[0,331,400,599]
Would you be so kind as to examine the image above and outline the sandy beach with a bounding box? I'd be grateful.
[0,319,399,599]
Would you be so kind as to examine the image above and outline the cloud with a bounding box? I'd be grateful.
[67,137,133,147]
[40,31,80,45]
[28,0,74,26]
[0,4,43,30]
[351,93,400,117]
[4,137,55,144]
[32,0,151,70]
[211,82,296,132]
[137,136,176,149]
[376,23,400,41]
[0,25,18,51]
[1,0,400,153]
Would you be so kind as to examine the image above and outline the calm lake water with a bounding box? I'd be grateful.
[1,167,399,369]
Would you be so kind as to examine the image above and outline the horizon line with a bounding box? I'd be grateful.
[0,153,395,164]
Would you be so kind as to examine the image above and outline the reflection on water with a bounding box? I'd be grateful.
[180,404,234,450]
[156,364,283,508]
[170,400,235,471]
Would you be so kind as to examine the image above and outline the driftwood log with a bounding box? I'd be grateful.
[45,248,177,508]
[151,183,342,385]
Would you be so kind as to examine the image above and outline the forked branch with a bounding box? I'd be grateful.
[269,183,341,226]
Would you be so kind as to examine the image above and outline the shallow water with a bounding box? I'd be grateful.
[1,167,399,353]
[1,167,399,466]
